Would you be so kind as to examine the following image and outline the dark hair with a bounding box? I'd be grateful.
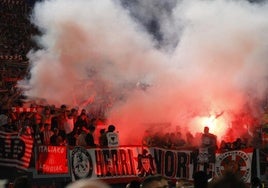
[100,129,106,134]
[128,180,140,188]
[251,176,262,188]
[44,123,50,127]
[71,108,77,113]
[80,112,86,116]
[14,176,31,188]
[210,172,247,188]
[142,174,166,188]
[89,126,96,132]
[108,125,115,132]
[193,171,208,188]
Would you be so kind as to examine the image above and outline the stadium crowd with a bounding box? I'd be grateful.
[1,1,268,188]
[0,95,264,152]
[0,0,266,151]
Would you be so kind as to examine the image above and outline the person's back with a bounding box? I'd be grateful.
[141,174,168,188]
[126,180,140,188]
[193,171,208,188]
[99,129,108,147]
[251,176,263,188]
[13,176,31,188]
[86,126,96,147]
[106,125,119,147]
[66,179,110,188]
[209,172,247,188]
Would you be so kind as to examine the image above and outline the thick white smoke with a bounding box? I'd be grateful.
[19,0,268,144]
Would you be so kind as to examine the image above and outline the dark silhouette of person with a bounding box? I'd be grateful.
[209,172,247,188]
[193,171,208,188]
[13,176,31,188]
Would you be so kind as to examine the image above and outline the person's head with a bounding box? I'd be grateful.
[13,176,31,188]
[126,180,140,188]
[60,104,66,109]
[89,126,96,133]
[108,125,115,132]
[56,135,64,145]
[80,113,87,120]
[44,107,50,114]
[264,166,268,175]
[251,176,262,188]
[193,171,208,188]
[204,126,209,134]
[71,108,78,116]
[44,123,51,130]
[65,179,110,188]
[209,172,247,188]
[142,174,168,188]
[81,109,86,114]
[53,128,59,135]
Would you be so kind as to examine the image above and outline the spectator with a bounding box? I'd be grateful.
[251,176,263,188]
[1,115,14,132]
[41,106,56,127]
[42,123,53,145]
[126,180,140,188]
[209,172,247,188]
[186,131,195,146]
[232,138,245,150]
[193,171,208,188]
[13,176,31,188]
[219,140,228,152]
[200,126,217,162]
[85,126,96,147]
[57,104,68,139]
[64,113,75,146]
[141,174,168,188]
[201,126,217,148]
[32,106,42,133]
[74,112,89,135]
[162,132,172,148]
[142,129,153,146]
[71,108,79,124]
[261,166,268,186]
[106,124,119,147]
[174,131,186,147]
[35,123,44,145]
[79,109,90,124]
[50,128,60,146]
[76,126,88,147]
[66,179,110,188]
[99,128,107,147]
[88,117,97,128]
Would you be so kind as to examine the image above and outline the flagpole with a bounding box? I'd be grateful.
[256,148,260,178]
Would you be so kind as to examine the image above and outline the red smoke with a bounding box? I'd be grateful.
[18,0,268,146]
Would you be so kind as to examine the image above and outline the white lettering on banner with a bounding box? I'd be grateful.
[152,148,217,180]
[36,145,68,174]
[42,164,63,172]
[67,147,253,183]
[215,149,253,183]
[38,146,65,154]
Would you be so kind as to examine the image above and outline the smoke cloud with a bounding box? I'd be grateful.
[19,0,268,144]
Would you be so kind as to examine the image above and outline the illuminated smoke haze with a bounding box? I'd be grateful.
[19,0,268,144]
